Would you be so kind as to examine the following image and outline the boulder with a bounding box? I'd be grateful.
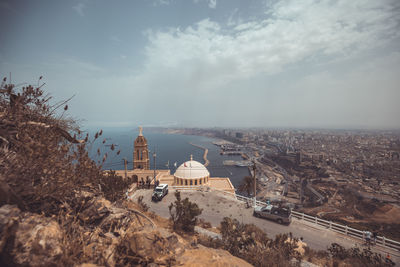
[76,194,111,226]
[0,205,63,266]
[0,205,20,255]
[121,226,184,265]
[0,201,255,267]
[177,245,252,267]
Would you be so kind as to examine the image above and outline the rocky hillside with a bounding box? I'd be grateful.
[0,196,250,266]
[0,79,252,266]
[1,79,394,267]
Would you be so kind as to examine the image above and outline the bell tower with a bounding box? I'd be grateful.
[133,126,150,169]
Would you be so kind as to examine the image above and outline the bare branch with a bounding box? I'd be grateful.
[49,94,75,115]
[24,121,84,143]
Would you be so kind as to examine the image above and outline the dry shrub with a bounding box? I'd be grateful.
[0,78,136,265]
[0,78,129,215]
[303,246,330,265]
[197,218,212,228]
[328,243,391,267]
[137,195,149,212]
[205,217,303,267]
[169,191,202,233]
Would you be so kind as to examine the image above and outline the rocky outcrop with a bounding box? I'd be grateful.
[117,226,184,265]
[178,246,252,267]
[0,205,63,266]
[0,198,252,267]
[117,225,252,266]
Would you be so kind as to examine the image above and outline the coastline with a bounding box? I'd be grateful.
[189,142,210,166]
[162,131,250,186]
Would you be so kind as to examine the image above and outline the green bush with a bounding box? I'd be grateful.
[168,191,202,233]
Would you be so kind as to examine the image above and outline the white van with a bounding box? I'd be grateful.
[152,184,169,201]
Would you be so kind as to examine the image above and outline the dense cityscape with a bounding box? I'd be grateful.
[171,127,400,240]
[2,0,400,265]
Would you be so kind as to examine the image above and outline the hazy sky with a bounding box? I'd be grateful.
[1,0,400,129]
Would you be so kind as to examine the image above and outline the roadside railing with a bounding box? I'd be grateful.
[169,186,400,251]
[170,185,209,191]
[290,210,400,251]
[212,188,400,251]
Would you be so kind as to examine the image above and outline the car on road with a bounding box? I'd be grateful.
[253,205,291,225]
[152,184,168,201]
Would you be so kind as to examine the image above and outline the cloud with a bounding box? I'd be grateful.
[275,52,400,128]
[193,0,216,9]
[208,0,216,9]
[153,0,172,6]
[62,57,105,73]
[227,8,238,26]
[110,35,122,43]
[131,0,400,127]
[143,0,399,85]
[73,2,86,17]
[7,0,398,128]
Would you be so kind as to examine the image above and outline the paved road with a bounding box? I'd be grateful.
[131,189,400,264]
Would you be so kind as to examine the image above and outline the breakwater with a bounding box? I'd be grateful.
[189,142,210,166]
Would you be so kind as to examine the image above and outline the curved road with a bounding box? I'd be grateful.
[131,189,399,264]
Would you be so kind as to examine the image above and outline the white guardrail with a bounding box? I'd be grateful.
[170,186,400,251]
[170,185,205,191]
[289,210,400,251]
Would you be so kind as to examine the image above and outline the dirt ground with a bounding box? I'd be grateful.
[301,182,400,237]
[372,204,400,224]
[131,189,250,227]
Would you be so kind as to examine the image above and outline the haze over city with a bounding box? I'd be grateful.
[1,0,399,129]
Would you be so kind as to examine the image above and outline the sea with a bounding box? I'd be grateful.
[88,128,249,189]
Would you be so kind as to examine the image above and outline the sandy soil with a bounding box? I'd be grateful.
[372,204,400,224]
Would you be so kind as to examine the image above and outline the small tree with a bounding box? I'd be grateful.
[137,195,149,211]
[169,191,202,233]
[238,175,261,196]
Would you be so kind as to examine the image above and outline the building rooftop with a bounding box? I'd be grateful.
[174,160,210,179]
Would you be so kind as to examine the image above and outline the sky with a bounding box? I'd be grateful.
[1,0,400,129]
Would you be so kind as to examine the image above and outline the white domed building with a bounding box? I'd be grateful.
[174,156,210,186]
[111,127,235,194]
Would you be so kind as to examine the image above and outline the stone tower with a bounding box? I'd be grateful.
[133,126,150,169]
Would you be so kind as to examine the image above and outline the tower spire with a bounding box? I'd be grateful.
[133,126,149,169]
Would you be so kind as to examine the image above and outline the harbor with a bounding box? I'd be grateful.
[95,131,251,189]
[223,160,252,167]
[189,142,210,167]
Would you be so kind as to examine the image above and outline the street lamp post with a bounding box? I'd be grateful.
[153,150,157,186]
[253,160,257,207]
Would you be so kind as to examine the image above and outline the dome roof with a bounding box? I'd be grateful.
[174,160,210,179]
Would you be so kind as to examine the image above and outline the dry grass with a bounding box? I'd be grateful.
[0,78,142,265]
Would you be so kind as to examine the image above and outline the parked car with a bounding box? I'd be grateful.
[253,205,291,225]
[152,184,168,201]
